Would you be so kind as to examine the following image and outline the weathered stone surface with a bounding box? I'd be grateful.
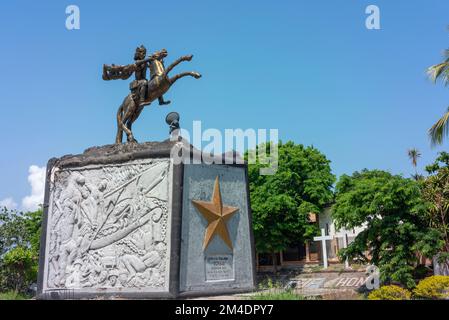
[179,164,255,295]
[50,140,179,169]
[38,141,255,299]
[41,158,173,295]
[38,142,178,299]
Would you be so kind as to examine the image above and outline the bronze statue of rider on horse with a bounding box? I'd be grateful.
[103,45,201,144]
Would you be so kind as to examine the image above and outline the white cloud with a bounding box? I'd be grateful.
[21,165,46,212]
[0,197,18,210]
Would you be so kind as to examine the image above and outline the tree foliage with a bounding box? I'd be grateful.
[248,141,335,258]
[408,148,421,169]
[0,207,42,293]
[413,275,449,300]
[422,152,449,265]
[427,46,449,145]
[368,285,411,300]
[407,148,423,180]
[333,170,438,288]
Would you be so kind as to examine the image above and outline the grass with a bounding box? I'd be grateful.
[0,291,30,300]
[250,290,317,300]
[253,277,320,300]
[309,265,323,273]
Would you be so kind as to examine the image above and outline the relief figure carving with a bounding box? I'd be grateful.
[44,159,171,290]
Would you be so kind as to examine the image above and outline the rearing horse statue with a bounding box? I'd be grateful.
[103,48,201,144]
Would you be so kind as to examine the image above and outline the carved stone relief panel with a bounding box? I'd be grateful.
[42,158,172,292]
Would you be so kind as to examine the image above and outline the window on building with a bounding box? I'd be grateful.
[258,252,281,266]
[282,244,307,261]
[309,241,319,254]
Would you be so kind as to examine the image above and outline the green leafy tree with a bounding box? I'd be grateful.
[0,207,42,293]
[407,148,422,180]
[425,151,449,174]
[2,247,38,293]
[427,43,449,145]
[332,170,438,288]
[422,152,449,270]
[248,141,335,270]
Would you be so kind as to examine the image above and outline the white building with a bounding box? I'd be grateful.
[256,206,367,271]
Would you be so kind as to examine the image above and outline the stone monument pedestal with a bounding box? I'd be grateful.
[37,140,256,299]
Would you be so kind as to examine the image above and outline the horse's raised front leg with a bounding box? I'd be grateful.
[170,71,202,85]
[165,55,194,75]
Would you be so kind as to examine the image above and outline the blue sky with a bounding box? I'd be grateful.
[1,0,449,209]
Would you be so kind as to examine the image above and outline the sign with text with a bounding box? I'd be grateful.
[205,255,234,282]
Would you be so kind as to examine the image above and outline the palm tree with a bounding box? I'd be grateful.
[408,148,421,180]
[427,48,449,145]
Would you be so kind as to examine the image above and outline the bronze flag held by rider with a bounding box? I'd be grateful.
[102,45,201,144]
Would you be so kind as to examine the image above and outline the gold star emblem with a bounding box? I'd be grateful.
[191,176,239,250]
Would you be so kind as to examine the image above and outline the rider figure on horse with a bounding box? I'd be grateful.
[130,45,171,107]
[103,44,201,143]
